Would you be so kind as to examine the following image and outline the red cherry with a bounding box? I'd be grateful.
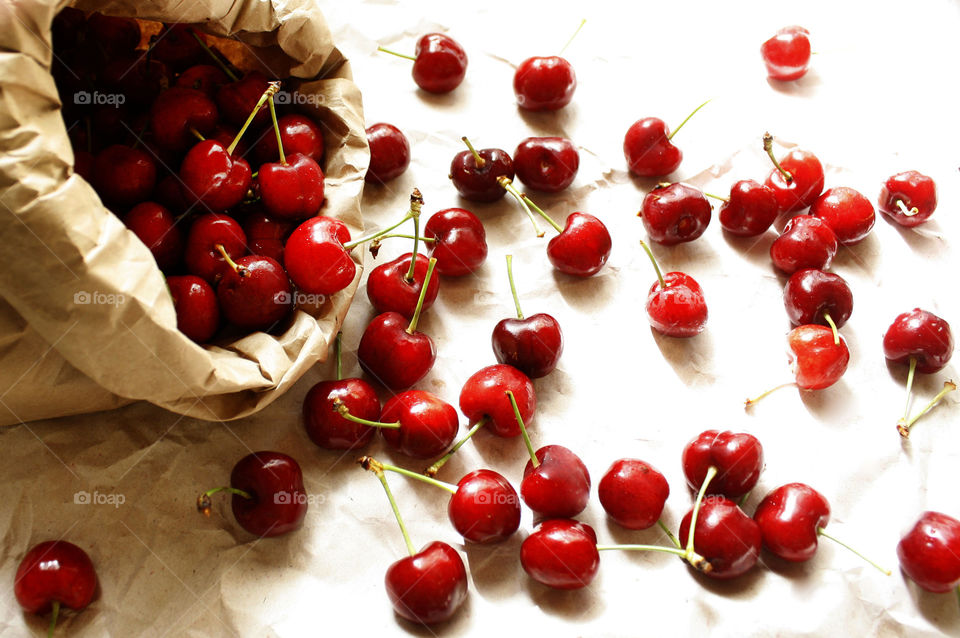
[898,511,960,593]
[366,252,440,319]
[14,540,97,616]
[284,216,356,295]
[598,459,670,530]
[547,212,612,276]
[176,64,229,98]
[760,26,811,81]
[681,430,763,498]
[259,153,325,220]
[810,186,876,245]
[216,71,271,128]
[150,24,206,72]
[763,137,824,213]
[459,364,536,437]
[423,208,488,276]
[410,34,468,93]
[243,210,293,241]
[227,451,307,537]
[365,123,410,184]
[123,202,183,270]
[358,310,437,391]
[100,55,170,109]
[216,254,293,331]
[385,541,468,624]
[184,213,247,283]
[522,444,591,519]
[624,118,681,177]
[179,140,252,212]
[770,215,838,274]
[167,275,220,343]
[717,179,779,237]
[254,114,325,166]
[150,87,218,151]
[449,145,514,202]
[520,519,600,590]
[448,469,522,543]
[639,182,712,245]
[303,378,381,450]
[154,174,189,214]
[380,390,459,458]
[788,324,849,390]
[93,145,156,207]
[878,171,937,227]
[640,240,707,337]
[783,268,853,328]
[883,308,953,374]
[513,56,576,111]
[87,13,139,57]
[513,137,579,192]
[679,497,762,579]
[754,483,830,562]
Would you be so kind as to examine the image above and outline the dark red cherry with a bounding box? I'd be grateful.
[184,213,247,283]
[179,140,252,212]
[810,186,876,245]
[411,34,468,93]
[761,26,811,81]
[513,56,576,111]
[449,147,514,202]
[385,541,467,624]
[216,255,293,331]
[284,216,355,295]
[167,275,220,343]
[216,71,271,128]
[366,252,440,319]
[522,445,591,519]
[254,113,325,165]
[520,519,599,590]
[788,324,849,390]
[150,87,218,151]
[14,540,97,617]
[448,469,521,543]
[380,390,459,458]
[492,314,563,378]
[898,511,960,593]
[598,459,669,530]
[123,202,183,271]
[679,497,762,579]
[513,137,579,192]
[682,430,763,499]
[878,171,937,228]
[547,212,612,276]
[645,270,708,338]
[176,64,230,98]
[764,146,824,213]
[770,215,838,274]
[229,451,307,537]
[459,364,536,437]
[93,145,156,207]
[640,182,711,245]
[624,118,681,177]
[783,269,853,328]
[358,312,435,391]
[87,13,139,57]
[883,309,953,374]
[718,179,779,236]
[303,378,380,450]
[150,24,206,72]
[753,482,830,562]
[423,208,487,276]
[154,174,189,214]
[259,152,325,220]
[99,55,170,109]
[365,123,410,184]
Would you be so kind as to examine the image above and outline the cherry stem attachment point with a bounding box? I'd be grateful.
[703,192,729,203]
[506,390,538,468]
[668,99,711,142]
[639,240,666,289]
[520,192,565,234]
[334,331,343,381]
[461,136,485,169]
[215,243,245,277]
[559,18,587,55]
[763,132,793,183]
[190,30,239,81]
[359,456,416,556]
[658,519,681,549]
[196,485,253,516]
[377,45,417,62]
[745,382,796,409]
[823,312,839,345]
[898,380,957,438]
[406,257,437,334]
[343,188,422,250]
[228,81,279,156]
[896,200,919,216]
[498,178,544,237]
[333,398,400,429]
[47,600,60,638]
[506,254,524,319]
[423,417,488,477]
[268,94,285,165]
[817,527,891,575]
[684,465,717,571]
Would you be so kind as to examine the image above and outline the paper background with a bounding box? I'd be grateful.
[3,0,960,635]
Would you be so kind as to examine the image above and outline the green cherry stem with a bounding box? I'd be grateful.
[359,456,416,556]
[228,81,279,156]
[658,519,682,549]
[215,243,247,277]
[823,312,840,346]
[362,456,458,494]
[188,127,205,141]
[498,178,544,237]
[268,94,286,165]
[896,200,920,216]
[343,188,423,250]
[334,331,343,381]
[817,527,891,575]
[47,600,60,638]
[404,212,422,282]
[901,357,918,423]
[407,257,438,334]
[763,132,793,183]
[506,254,524,319]
[196,485,253,517]
[506,390,538,468]
[667,99,711,142]
[559,18,587,55]
[639,240,666,289]
[898,380,957,438]
[423,416,488,478]
[745,382,796,409]
[377,45,417,62]
[461,136,486,168]
[683,465,717,572]
[520,193,565,234]
[333,398,401,429]
[703,192,729,203]
[375,233,436,243]
[595,543,689,558]
[190,30,239,81]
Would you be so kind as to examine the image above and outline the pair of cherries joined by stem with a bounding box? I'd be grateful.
[378,34,468,94]
[624,100,710,178]
[15,540,97,637]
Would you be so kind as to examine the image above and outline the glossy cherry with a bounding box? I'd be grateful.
[679,497,762,579]
[546,211,612,276]
[681,430,763,498]
[598,458,670,530]
[810,186,876,245]
[149,87,218,151]
[366,123,410,184]
[878,171,937,228]
[380,390,459,458]
[254,113,325,165]
[883,309,953,374]
[624,101,709,178]
[357,311,436,390]
[640,240,707,338]
[761,26,811,81]
[216,253,293,331]
[783,268,853,328]
[514,56,576,111]
[216,71,271,128]
[449,141,514,202]
[259,152,325,220]
[123,202,183,271]
[640,182,712,245]
[513,137,579,192]
[14,540,97,631]
[92,144,157,207]
[284,216,355,295]
[167,275,220,343]
[763,134,824,212]
[411,34,468,93]
[770,215,838,274]
[522,444,591,519]
[386,541,468,624]
[179,139,252,212]
[176,64,230,97]
[898,511,960,593]
[788,324,849,390]
[184,213,247,283]
[459,364,536,438]
[423,208,488,276]
[448,469,522,543]
[520,519,600,590]
[717,179,779,236]
[754,483,830,562]
[367,253,440,319]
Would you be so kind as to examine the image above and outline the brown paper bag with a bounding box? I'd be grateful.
[0,0,368,425]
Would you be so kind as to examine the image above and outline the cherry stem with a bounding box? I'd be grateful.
[47,600,59,638]
[190,30,239,81]
[684,465,717,571]
[377,45,417,62]
[898,380,957,438]
[215,243,245,277]
[343,188,423,250]
[499,179,543,237]
[196,485,253,517]
[896,199,919,216]
[902,357,918,423]
[228,81,280,156]
[461,136,485,169]
[745,382,796,408]
[638,240,666,289]
[406,257,437,334]
[189,127,206,141]
[703,192,729,203]
[559,18,587,55]
[505,390,538,468]
[595,543,688,558]
[738,491,750,508]
[359,457,416,556]
[423,417,488,478]
[268,95,285,165]
[334,331,343,381]
[333,399,400,429]
[505,254,524,320]
[763,132,793,183]
[823,312,840,345]
[370,457,458,494]
[404,214,421,283]
[817,527,891,575]
[519,193,564,235]
[375,233,435,243]
[658,519,681,549]
[668,99,711,142]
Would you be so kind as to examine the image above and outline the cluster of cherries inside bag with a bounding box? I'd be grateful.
[15,16,960,633]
